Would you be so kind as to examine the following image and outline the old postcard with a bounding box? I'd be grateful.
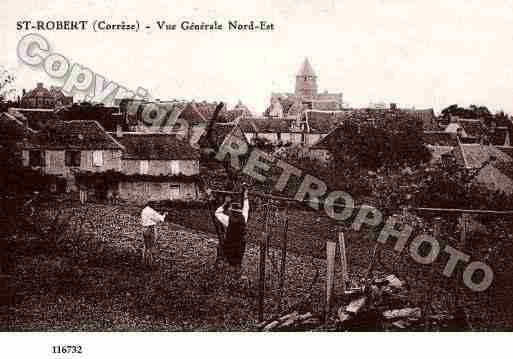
[1,0,512,357]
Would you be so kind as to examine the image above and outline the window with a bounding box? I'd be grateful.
[92,151,103,167]
[29,150,44,167]
[140,160,149,174]
[170,160,180,175]
[169,185,180,200]
[65,151,81,167]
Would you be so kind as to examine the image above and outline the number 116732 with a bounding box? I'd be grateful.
[51,345,83,354]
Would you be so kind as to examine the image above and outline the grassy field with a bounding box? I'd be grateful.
[1,201,513,330]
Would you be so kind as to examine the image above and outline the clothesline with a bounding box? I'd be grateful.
[209,189,513,216]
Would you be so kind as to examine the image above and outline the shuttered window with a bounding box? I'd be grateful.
[140,160,149,174]
[92,151,103,166]
[170,160,180,174]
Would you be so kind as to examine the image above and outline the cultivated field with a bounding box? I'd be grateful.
[2,201,512,330]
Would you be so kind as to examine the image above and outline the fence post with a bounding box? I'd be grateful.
[424,216,442,330]
[325,237,337,321]
[277,216,289,314]
[338,231,348,292]
[258,232,268,322]
[460,213,469,250]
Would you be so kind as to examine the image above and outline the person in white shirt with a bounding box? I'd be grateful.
[215,189,250,275]
[141,202,167,266]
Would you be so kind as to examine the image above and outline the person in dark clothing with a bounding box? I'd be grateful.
[215,189,249,275]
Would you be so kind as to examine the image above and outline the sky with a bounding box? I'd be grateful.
[2,0,513,115]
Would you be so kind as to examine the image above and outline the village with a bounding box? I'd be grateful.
[1,58,513,331]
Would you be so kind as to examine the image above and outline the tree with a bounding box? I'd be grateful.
[329,110,431,171]
[0,66,16,100]
[441,104,492,119]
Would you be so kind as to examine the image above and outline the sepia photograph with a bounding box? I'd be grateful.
[1,0,513,356]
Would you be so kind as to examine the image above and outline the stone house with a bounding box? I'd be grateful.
[235,112,340,148]
[21,120,124,194]
[20,82,73,109]
[116,133,200,203]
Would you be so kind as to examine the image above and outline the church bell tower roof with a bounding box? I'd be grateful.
[297,57,316,77]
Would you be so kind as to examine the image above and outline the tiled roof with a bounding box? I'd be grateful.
[458,144,513,169]
[236,117,259,133]
[335,108,421,125]
[0,112,36,142]
[8,108,57,131]
[128,101,186,128]
[197,122,248,149]
[236,117,294,134]
[422,131,458,146]
[27,120,124,150]
[24,85,52,98]
[120,133,199,160]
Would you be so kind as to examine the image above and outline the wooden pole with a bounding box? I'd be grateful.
[258,233,268,322]
[338,231,348,292]
[325,238,337,321]
[277,216,289,314]
[424,217,442,330]
[460,213,469,250]
[434,217,442,240]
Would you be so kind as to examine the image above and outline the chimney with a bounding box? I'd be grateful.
[116,123,123,137]
[390,103,397,110]
[37,82,43,89]
[22,88,26,96]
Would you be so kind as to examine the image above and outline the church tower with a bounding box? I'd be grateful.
[295,58,318,100]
